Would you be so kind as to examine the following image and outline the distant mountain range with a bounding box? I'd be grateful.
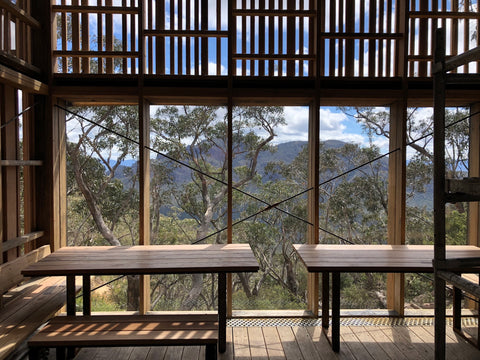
[155,139,349,183]
[113,139,432,209]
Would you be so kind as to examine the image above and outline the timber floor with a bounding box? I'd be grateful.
[58,320,480,360]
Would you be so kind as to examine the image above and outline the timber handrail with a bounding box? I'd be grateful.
[1,231,44,254]
[0,160,43,167]
[437,270,480,299]
[444,46,480,73]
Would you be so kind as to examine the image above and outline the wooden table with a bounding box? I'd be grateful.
[293,244,480,352]
[22,244,259,353]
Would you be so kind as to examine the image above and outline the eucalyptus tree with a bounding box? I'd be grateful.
[150,105,286,310]
[338,106,471,308]
[66,105,141,309]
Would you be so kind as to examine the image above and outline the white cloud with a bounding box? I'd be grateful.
[274,106,309,143]
[319,108,365,143]
[274,107,367,145]
[208,61,227,75]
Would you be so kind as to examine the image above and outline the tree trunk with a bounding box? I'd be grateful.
[72,151,142,310]
[284,255,298,296]
[181,185,215,309]
[127,275,140,311]
[73,161,121,246]
[181,273,204,310]
[237,273,252,298]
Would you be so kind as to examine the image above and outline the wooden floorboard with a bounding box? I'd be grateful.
[261,326,285,360]
[247,327,268,359]
[365,326,408,360]
[47,324,480,360]
[276,326,304,359]
[341,325,375,359]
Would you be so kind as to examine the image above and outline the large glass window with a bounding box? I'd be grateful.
[66,105,140,311]
[231,106,309,311]
[321,106,390,309]
[149,105,228,310]
[405,107,470,310]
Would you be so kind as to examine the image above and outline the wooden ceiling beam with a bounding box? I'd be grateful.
[51,76,480,107]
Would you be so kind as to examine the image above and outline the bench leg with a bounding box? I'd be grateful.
[218,273,227,353]
[206,344,217,360]
[452,284,462,332]
[322,272,330,330]
[56,347,67,360]
[332,272,340,353]
[28,347,41,360]
[66,347,77,359]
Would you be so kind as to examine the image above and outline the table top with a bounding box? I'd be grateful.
[293,244,480,273]
[22,244,259,276]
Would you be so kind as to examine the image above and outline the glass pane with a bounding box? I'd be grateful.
[405,107,469,310]
[149,105,228,311]
[232,106,309,311]
[66,105,139,311]
[323,106,390,309]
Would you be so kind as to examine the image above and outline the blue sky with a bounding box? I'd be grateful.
[276,106,389,152]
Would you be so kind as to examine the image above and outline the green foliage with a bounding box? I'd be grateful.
[405,274,434,306]
[406,206,433,245]
[317,143,388,244]
[339,273,387,309]
[152,216,197,245]
[446,209,467,245]
[233,283,305,310]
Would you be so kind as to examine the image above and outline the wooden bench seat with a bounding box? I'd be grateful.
[28,314,219,360]
[0,245,77,360]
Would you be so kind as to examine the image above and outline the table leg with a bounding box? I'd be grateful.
[322,272,330,330]
[218,272,227,353]
[66,276,76,316]
[56,347,67,360]
[478,274,480,349]
[452,284,462,332]
[332,272,340,352]
[66,276,78,358]
[83,275,91,316]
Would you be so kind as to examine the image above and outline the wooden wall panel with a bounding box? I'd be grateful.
[14,0,480,79]
[1,85,19,262]
[23,93,37,253]
[469,103,480,247]
[232,0,315,77]
[386,101,407,315]
[0,0,40,67]
[307,101,320,315]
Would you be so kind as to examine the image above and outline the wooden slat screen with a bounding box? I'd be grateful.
[408,0,480,77]
[144,0,228,75]
[233,0,315,77]
[0,83,45,262]
[0,0,40,69]
[52,0,140,74]
[318,0,401,78]
[49,1,479,78]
